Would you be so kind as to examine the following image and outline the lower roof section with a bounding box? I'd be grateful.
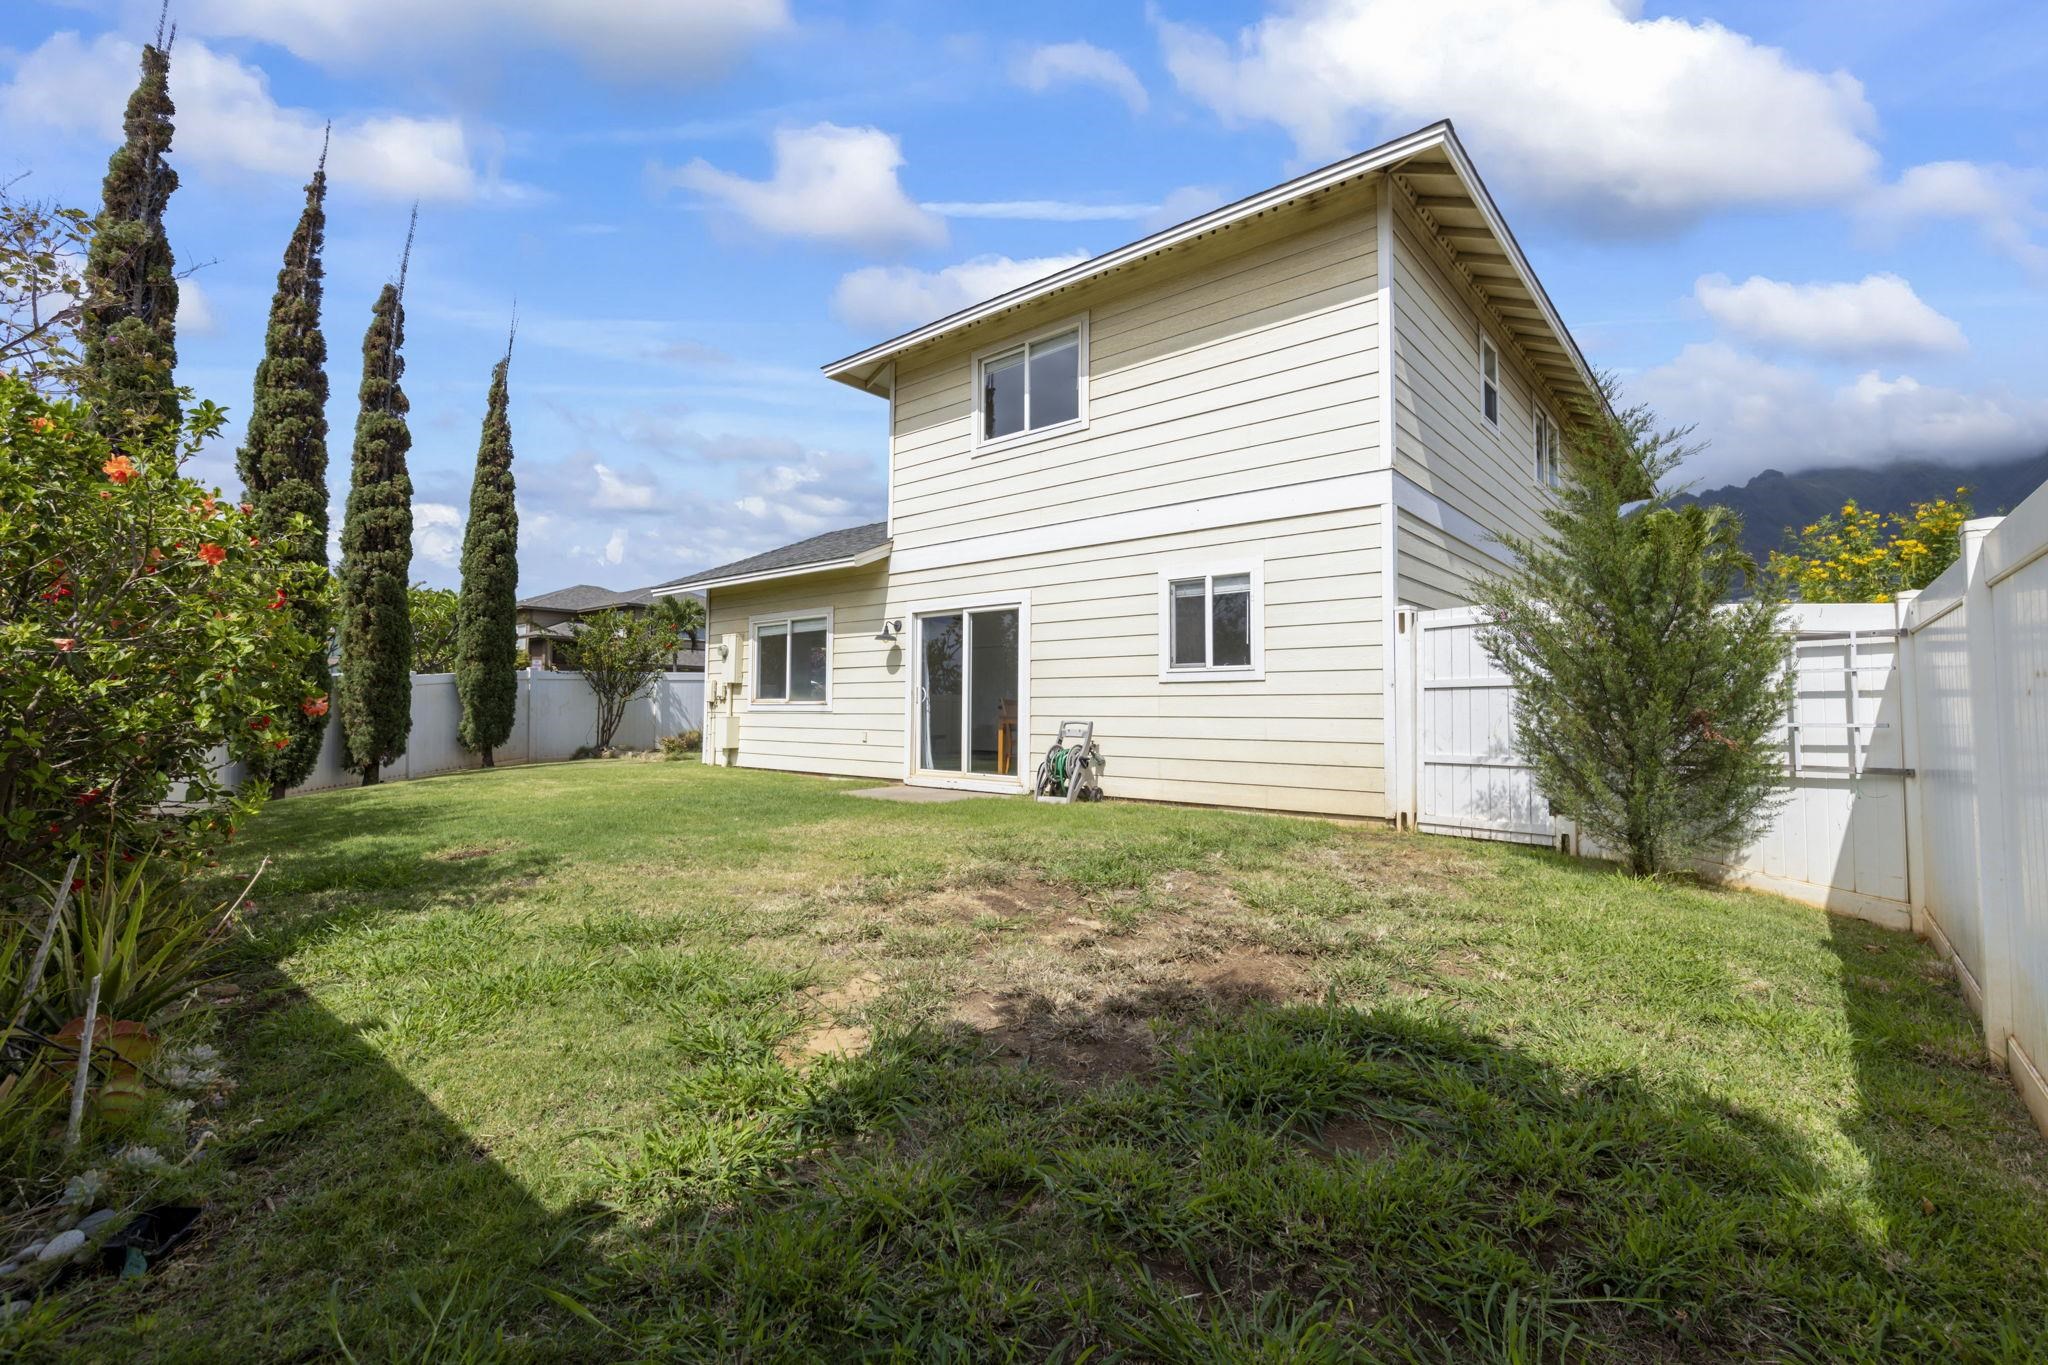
[653,520,892,594]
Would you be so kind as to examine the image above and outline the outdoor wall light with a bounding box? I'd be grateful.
[875,618,904,642]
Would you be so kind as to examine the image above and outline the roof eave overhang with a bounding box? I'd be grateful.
[651,541,892,596]
[821,120,1463,390]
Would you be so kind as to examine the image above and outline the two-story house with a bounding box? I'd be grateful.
[653,122,1596,819]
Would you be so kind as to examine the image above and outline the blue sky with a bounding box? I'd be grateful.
[3,1,2044,593]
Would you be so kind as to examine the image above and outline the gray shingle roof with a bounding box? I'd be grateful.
[516,583,656,612]
[655,521,890,591]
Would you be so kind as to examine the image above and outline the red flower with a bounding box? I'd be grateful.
[197,543,227,568]
[102,454,138,484]
[46,822,62,835]
[249,715,273,731]
[70,878,86,893]
[29,415,54,434]
[248,535,261,547]
[75,788,103,806]
[273,738,289,751]
[300,696,330,718]
[53,637,76,652]
[238,502,254,515]
[268,588,288,610]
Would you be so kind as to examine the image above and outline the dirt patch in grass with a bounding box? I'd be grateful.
[951,988,1157,1084]
[780,971,884,1064]
[1305,1115,1407,1163]
[436,845,499,861]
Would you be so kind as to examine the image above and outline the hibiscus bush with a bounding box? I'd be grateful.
[0,374,332,877]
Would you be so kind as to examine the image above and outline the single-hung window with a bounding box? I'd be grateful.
[1534,411,1561,489]
[1479,337,1500,426]
[1162,568,1260,678]
[980,324,1082,445]
[753,613,829,704]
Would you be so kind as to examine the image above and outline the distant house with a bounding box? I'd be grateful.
[516,584,705,672]
[653,121,1599,818]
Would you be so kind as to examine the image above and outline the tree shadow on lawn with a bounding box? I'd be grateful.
[589,984,2048,1361]
[62,944,2048,1362]
[60,963,622,1362]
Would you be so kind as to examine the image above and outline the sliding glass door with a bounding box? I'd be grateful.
[916,607,1019,778]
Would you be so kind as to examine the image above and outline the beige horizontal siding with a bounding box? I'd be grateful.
[1388,192,1554,551]
[886,184,1382,554]
[1396,509,1501,610]
[705,507,1387,817]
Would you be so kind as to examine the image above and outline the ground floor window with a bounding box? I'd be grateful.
[752,611,830,705]
[1159,563,1263,680]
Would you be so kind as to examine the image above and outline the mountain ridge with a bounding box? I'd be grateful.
[1675,449,2048,564]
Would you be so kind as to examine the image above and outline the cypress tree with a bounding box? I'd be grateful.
[337,226,416,785]
[81,31,181,439]
[1473,380,1794,876]
[238,137,333,795]
[454,332,521,766]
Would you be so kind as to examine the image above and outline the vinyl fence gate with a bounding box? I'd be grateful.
[1393,602,1916,927]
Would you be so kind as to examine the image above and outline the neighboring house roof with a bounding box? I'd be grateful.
[653,521,892,594]
[516,584,656,613]
[821,120,1597,421]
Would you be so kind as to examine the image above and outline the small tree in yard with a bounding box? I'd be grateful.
[1473,385,1794,877]
[563,609,669,754]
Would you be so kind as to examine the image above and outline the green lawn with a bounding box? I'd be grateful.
[40,759,2048,1361]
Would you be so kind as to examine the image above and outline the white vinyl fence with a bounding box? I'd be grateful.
[1394,472,2048,1135]
[1396,602,1915,925]
[236,669,703,796]
[1898,488,2048,1134]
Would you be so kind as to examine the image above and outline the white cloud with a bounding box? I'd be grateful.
[412,501,463,567]
[1154,0,1879,230]
[1630,343,2048,487]
[591,462,657,511]
[923,200,1157,222]
[663,123,945,251]
[175,275,218,336]
[1015,41,1150,114]
[180,0,790,81]
[1862,160,2048,278]
[1693,273,1965,360]
[833,253,1090,333]
[513,444,884,590]
[0,32,523,202]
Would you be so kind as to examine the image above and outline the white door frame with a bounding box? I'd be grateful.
[901,589,1032,793]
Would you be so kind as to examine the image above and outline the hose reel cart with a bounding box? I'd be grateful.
[1035,721,1102,804]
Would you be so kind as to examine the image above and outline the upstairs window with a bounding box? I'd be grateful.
[1160,564,1263,680]
[1534,411,1562,489]
[753,612,830,705]
[1479,336,1500,426]
[976,319,1086,449]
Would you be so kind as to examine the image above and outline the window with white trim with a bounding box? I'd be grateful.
[1478,336,1500,426]
[1534,410,1561,489]
[752,612,829,705]
[1160,566,1262,679]
[976,319,1084,448]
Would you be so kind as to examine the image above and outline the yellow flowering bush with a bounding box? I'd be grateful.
[1766,491,1971,603]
